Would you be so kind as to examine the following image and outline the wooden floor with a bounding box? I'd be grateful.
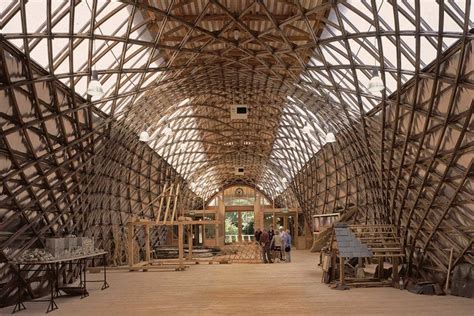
[2,250,473,315]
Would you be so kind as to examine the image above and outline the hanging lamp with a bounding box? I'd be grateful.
[367,36,385,94]
[87,69,104,98]
[87,38,104,98]
[325,132,336,143]
[368,69,384,94]
[233,29,239,41]
[139,131,150,142]
[163,126,173,136]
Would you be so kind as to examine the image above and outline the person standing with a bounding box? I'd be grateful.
[254,228,262,243]
[284,229,292,263]
[259,229,272,263]
[279,226,286,261]
[270,230,283,262]
[268,225,275,242]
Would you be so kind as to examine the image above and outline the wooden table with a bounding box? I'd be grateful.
[12,251,108,314]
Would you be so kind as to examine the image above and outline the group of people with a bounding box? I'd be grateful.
[254,225,292,264]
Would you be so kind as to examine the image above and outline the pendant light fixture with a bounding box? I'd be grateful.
[367,35,385,94]
[325,124,336,143]
[139,130,150,142]
[325,132,336,143]
[367,69,384,94]
[233,29,239,41]
[87,40,104,98]
[163,125,173,136]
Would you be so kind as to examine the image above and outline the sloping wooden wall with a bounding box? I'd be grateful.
[289,38,473,281]
[0,41,200,306]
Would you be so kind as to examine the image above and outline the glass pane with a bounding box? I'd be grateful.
[264,214,273,230]
[241,211,255,241]
[288,215,295,245]
[204,213,216,240]
[225,211,238,244]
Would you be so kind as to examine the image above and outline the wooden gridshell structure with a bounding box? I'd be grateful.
[0,0,473,306]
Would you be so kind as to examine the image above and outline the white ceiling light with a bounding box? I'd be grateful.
[326,132,336,143]
[87,70,104,98]
[302,123,314,135]
[233,29,239,41]
[163,126,173,136]
[368,69,384,94]
[139,131,150,142]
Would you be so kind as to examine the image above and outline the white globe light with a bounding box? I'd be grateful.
[367,69,385,94]
[87,70,104,98]
[163,126,173,136]
[326,132,336,143]
[139,131,150,142]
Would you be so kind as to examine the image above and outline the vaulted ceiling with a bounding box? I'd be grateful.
[1,0,471,200]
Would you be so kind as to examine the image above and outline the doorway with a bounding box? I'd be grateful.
[225,210,255,243]
[263,212,298,246]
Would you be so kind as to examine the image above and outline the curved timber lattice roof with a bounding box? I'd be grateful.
[1,1,471,200]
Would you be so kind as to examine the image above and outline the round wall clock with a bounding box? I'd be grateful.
[235,187,244,196]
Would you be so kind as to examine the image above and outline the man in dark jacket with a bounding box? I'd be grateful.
[254,228,262,243]
[268,225,275,242]
[259,229,272,263]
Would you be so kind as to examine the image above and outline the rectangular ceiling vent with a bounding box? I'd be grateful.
[230,104,248,120]
[234,167,245,175]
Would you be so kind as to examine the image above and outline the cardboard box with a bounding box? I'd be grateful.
[64,236,77,250]
[45,238,65,257]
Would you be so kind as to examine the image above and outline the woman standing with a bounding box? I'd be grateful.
[270,230,283,262]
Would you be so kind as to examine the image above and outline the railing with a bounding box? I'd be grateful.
[225,234,254,243]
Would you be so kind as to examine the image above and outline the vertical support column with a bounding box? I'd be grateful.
[178,222,184,270]
[127,223,134,269]
[145,224,151,263]
[445,247,454,291]
[339,255,345,285]
[238,212,243,242]
[392,256,399,283]
[187,225,193,260]
[254,192,262,230]
[378,256,384,279]
[295,211,299,249]
[331,252,337,281]
[217,192,225,247]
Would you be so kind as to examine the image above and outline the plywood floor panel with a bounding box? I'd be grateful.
[1,251,473,315]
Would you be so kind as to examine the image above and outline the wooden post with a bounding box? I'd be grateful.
[170,183,180,224]
[164,184,174,224]
[156,182,168,223]
[330,239,337,281]
[187,225,193,260]
[445,247,454,291]
[145,224,151,263]
[378,256,384,279]
[339,255,345,285]
[238,212,243,242]
[392,256,399,283]
[127,223,134,269]
[178,222,184,270]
